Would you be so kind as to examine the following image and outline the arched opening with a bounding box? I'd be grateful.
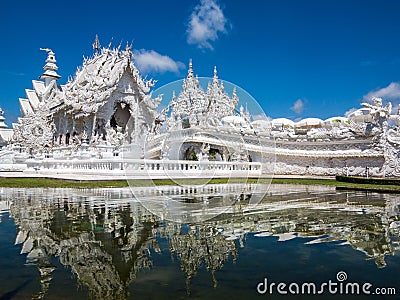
[209,148,223,161]
[111,102,131,131]
[184,146,198,161]
[181,116,190,129]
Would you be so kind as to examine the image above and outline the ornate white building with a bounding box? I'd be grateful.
[1,37,400,178]
[0,107,13,148]
[13,38,161,155]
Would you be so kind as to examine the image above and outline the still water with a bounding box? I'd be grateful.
[0,184,399,299]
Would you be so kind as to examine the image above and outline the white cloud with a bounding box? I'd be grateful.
[362,82,400,114]
[133,49,185,74]
[363,82,400,103]
[187,0,229,50]
[252,114,272,121]
[290,99,304,114]
[344,107,357,117]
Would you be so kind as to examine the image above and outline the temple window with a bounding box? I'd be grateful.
[65,132,70,145]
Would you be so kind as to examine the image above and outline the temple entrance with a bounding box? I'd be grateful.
[111,102,131,131]
[184,146,198,161]
[209,148,223,161]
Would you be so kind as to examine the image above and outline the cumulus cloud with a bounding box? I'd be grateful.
[344,107,358,117]
[133,49,185,74]
[363,82,400,103]
[187,0,229,49]
[362,82,400,114]
[290,99,304,114]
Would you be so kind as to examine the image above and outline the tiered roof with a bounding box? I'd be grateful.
[53,44,159,117]
[167,60,239,128]
[18,41,160,120]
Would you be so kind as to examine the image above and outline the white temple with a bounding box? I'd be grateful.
[1,36,400,178]
[13,40,160,154]
[0,107,13,148]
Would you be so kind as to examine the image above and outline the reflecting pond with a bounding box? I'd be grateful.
[0,184,400,299]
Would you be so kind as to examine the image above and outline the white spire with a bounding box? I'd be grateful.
[188,59,194,79]
[93,34,101,53]
[39,48,61,87]
[212,65,219,86]
[0,107,8,128]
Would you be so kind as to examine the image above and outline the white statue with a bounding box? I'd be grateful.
[362,97,392,127]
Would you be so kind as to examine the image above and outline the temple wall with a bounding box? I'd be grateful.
[274,154,385,177]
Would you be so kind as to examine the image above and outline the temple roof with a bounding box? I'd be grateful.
[38,47,158,119]
[52,45,156,116]
[167,61,239,128]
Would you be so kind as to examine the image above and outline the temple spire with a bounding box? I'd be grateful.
[188,59,194,79]
[125,41,132,52]
[92,34,101,53]
[213,66,218,83]
[39,48,61,87]
[0,107,7,128]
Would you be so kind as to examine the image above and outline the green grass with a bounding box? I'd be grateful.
[271,177,400,193]
[0,176,399,193]
[0,177,129,188]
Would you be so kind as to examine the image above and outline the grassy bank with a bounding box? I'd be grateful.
[0,177,259,188]
[0,177,399,193]
[272,177,400,193]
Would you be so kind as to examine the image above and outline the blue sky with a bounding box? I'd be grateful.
[1,0,400,125]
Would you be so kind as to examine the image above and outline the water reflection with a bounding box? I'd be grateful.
[128,183,266,223]
[0,185,399,299]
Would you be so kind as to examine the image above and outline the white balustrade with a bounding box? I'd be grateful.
[25,158,263,178]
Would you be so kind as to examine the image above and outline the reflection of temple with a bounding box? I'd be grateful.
[5,189,159,299]
[161,222,237,294]
[213,184,400,268]
[0,195,10,223]
[1,185,400,298]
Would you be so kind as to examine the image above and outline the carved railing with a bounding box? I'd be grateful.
[25,158,263,178]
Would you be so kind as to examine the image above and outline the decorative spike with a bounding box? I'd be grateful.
[92,34,101,53]
[125,41,132,52]
[188,59,194,78]
[213,66,219,85]
[107,37,113,49]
